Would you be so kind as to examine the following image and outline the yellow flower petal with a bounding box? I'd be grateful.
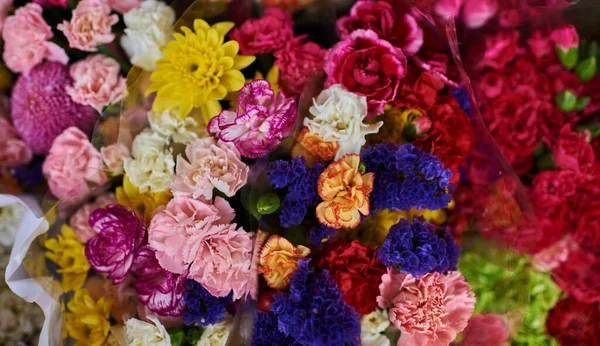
[212,21,235,37]
[220,69,246,91]
[233,55,256,70]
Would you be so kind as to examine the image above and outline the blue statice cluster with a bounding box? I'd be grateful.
[183,280,232,326]
[377,218,461,278]
[268,157,327,227]
[309,225,338,246]
[251,311,301,346]
[361,142,454,212]
[451,86,472,117]
[271,259,361,346]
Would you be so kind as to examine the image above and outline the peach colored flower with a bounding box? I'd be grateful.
[0,117,32,169]
[377,269,475,346]
[101,143,130,176]
[2,3,68,74]
[69,193,117,243]
[67,55,127,113]
[42,127,108,201]
[107,0,141,14]
[58,0,118,52]
[316,154,374,229]
[292,127,339,164]
[258,235,310,289]
[171,137,249,201]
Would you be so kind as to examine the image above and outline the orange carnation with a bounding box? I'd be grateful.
[316,154,374,229]
[258,235,310,289]
[292,127,339,164]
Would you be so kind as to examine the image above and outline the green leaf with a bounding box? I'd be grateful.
[185,327,203,345]
[257,193,280,215]
[575,57,597,82]
[557,47,579,69]
[554,90,577,112]
[168,329,186,346]
[535,152,556,171]
[575,96,591,111]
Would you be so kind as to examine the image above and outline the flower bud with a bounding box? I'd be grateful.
[575,57,597,82]
[257,193,280,215]
[555,90,577,112]
[404,115,432,141]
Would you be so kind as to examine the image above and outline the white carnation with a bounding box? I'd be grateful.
[120,0,175,71]
[124,130,175,193]
[360,309,391,346]
[0,203,24,251]
[148,110,206,144]
[197,318,231,346]
[305,84,382,160]
[125,316,171,346]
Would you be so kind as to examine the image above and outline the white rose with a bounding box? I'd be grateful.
[123,130,175,193]
[148,110,206,144]
[0,203,24,250]
[360,309,391,346]
[197,318,231,346]
[125,316,171,346]
[305,84,382,160]
[120,0,175,71]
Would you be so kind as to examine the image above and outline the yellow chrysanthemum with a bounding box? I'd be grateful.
[64,288,112,346]
[398,208,448,226]
[147,19,256,119]
[366,107,423,145]
[225,66,280,111]
[116,175,172,223]
[346,209,403,247]
[45,225,90,292]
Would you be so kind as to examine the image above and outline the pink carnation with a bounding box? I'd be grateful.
[528,29,554,60]
[208,80,297,158]
[0,117,32,169]
[107,0,141,14]
[100,143,130,176]
[42,127,108,201]
[2,3,68,74]
[459,314,510,346]
[274,39,326,95]
[377,269,475,346]
[69,193,117,243]
[462,0,498,29]
[551,24,579,51]
[67,55,127,113]
[0,0,12,32]
[533,235,579,272]
[480,30,520,69]
[172,137,249,200]
[434,0,463,19]
[58,0,118,52]
[324,29,407,117]
[33,0,66,8]
[229,8,294,55]
[148,196,235,274]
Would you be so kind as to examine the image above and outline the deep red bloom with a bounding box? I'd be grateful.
[392,70,444,114]
[554,125,596,175]
[480,30,520,69]
[230,8,294,56]
[546,297,600,346]
[274,39,326,96]
[318,239,386,314]
[552,249,600,303]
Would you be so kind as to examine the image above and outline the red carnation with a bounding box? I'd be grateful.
[229,8,294,56]
[529,170,577,213]
[553,249,600,303]
[318,239,386,314]
[480,30,520,69]
[546,297,600,346]
[554,125,596,175]
[274,39,326,96]
[393,70,444,114]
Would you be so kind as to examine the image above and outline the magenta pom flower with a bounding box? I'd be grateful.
[85,204,146,285]
[229,8,294,55]
[132,245,186,317]
[10,62,98,155]
[208,80,297,158]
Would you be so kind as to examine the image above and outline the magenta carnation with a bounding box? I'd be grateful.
[208,80,297,158]
[33,0,67,8]
[10,62,98,155]
[85,204,146,285]
[229,8,294,55]
[132,245,186,317]
[274,39,326,96]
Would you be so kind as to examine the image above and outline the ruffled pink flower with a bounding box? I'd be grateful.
[132,245,186,317]
[100,143,130,176]
[462,0,498,29]
[459,314,510,346]
[69,193,117,243]
[533,235,579,271]
[0,0,12,32]
[67,55,127,113]
[274,39,326,95]
[2,3,68,74]
[208,80,297,158]
[148,196,235,274]
[58,0,118,52]
[377,269,475,346]
[0,117,32,169]
[42,127,108,201]
[85,204,146,284]
[324,29,407,117]
[230,8,294,55]
[33,0,66,8]
[172,137,249,200]
[107,0,141,14]
[551,24,579,51]
[480,30,519,69]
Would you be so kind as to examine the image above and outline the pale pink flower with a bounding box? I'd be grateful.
[148,196,235,274]
[67,55,127,113]
[550,24,579,51]
[0,117,32,169]
[69,193,117,243]
[42,127,108,201]
[462,0,498,29]
[460,314,510,346]
[171,137,249,200]
[533,235,579,271]
[107,0,141,14]
[33,0,66,8]
[377,269,475,346]
[101,143,130,176]
[2,3,68,74]
[0,0,12,32]
[434,0,463,19]
[58,0,119,52]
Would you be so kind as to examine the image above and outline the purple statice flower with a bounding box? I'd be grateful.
[85,204,145,285]
[309,225,338,246]
[252,311,301,346]
[183,280,231,326]
[132,245,186,317]
[208,80,297,158]
[10,62,98,155]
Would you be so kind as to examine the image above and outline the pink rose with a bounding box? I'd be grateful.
[0,0,12,32]
[58,0,119,52]
[33,0,66,8]
[274,39,326,95]
[480,30,520,69]
[67,55,127,113]
[462,0,498,29]
[69,193,117,243]
[2,3,68,74]
[42,127,108,201]
[107,0,141,14]
[148,196,235,274]
[460,314,509,346]
[101,143,130,176]
[229,8,294,55]
[553,125,595,175]
[171,137,249,200]
[551,24,579,51]
[324,29,407,117]
[0,118,32,169]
